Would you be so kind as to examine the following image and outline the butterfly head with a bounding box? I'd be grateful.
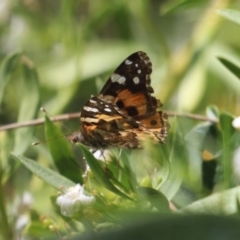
[68,132,85,144]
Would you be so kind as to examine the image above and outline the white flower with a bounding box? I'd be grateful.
[83,149,110,177]
[93,149,106,160]
[56,184,95,217]
[15,214,30,232]
[11,192,32,236]
[232,116,240,129]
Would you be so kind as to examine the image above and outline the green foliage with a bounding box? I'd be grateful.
[12,154,75,189]
[74,214,240,240]
[78,143,132,200]
[0,51,21,106]
[218,57,240,80]
[217,9,240,26]
[180,185,240,214]
[1,1,240,239]
[14,56,41,154]
[44,115,83,183]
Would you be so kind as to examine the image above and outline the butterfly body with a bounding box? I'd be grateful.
[69,51,169,149]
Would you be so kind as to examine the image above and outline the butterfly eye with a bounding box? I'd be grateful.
[68,132,85,144]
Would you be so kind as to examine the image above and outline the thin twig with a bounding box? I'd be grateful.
[166,111,218,123]
[0,112,80,131]
[0,111,218,132]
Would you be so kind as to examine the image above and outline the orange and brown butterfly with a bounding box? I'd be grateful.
[69,51,169,149]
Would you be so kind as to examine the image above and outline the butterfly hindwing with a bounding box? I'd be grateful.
[79,96,142,148]
[80,96,138,134]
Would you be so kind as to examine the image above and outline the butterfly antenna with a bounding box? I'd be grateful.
[32,107,76,146]
[32,134,69,146]
[40,107,75,133]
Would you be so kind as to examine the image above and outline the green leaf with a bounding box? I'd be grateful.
[72,214,240,240]
[217,9,240,26]
[143,141,171,189]
[119,151,138,194]
[218,57,240,80]
[185,122,212,149]
[201,123,221,193]
[103,164,133,193]
[14,57,41,154]
[45,115,83,183]
[78,143,133,200]
[161,0,202,14]
[201,122,221,158]
[160,119,187,199]
[12,154,74,189]
[137,186,170,213]
[0,51,21,107]
[219,112,235,189]
[236,198,240,218]
[180,185,240,215]
[184,121,213,191]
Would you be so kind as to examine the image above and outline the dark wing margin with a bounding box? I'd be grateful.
[99,51,163,120]
[99,51,153,97]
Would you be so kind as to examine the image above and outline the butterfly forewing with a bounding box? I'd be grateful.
[99,51,160,120]
[100,51,153,96]
[72,51,169,149]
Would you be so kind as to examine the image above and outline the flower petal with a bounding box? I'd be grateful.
[232,116,240,129]
[56,184,95,217]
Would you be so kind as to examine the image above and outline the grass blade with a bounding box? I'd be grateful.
[12,154,74,189]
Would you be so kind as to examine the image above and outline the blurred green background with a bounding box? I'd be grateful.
[1,0,240,119]
[1,0,240,239]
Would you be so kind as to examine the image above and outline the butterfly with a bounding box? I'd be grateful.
[69,51,169,149]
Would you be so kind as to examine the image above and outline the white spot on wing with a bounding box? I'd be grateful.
[83,106,99,112]
[137,69,141,74]
[104,108,112,112]
[111,73,119,82]
[133,77,140,84]
[89,99,97,104]
[111,73,126,84]
[82,117,99,123]
[135,64,138,67]
[125,59,132,65]
[117,76,126,84]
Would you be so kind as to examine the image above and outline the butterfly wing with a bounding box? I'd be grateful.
[99,51,169,141]
[99,51,160,119]
[79,96,142,148]
[76,51,169,149]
